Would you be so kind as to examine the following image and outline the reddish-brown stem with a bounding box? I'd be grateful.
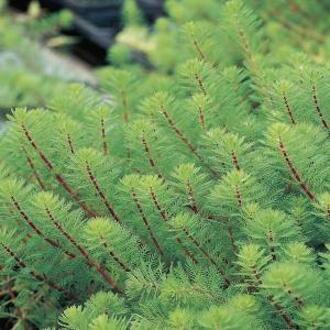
[21,232,33,245]
[11,196,75,259]
[243,271,298,329]
[192,38,206,60]
[177,238,198,263]
[100,118,108,155]
[23,148,46,190]
[6,283,26,328]
[235,185,243,207]
[85,163,121,224]
[278,139,315,201]
[231,151,240,170]
[267,296,299,330]
[282,93,296,125]
[66,134,75,154]
[130,189,164,256]
[289,0,300,12]
[149,188,168,222]
[20,124,97,217]
[182,227,231,287]
[100,239,131,273]
[44,207,122,293]
[226,224,238,254]
[186,182,199,213]
[311,85,329,130]
[160,108,200,158]
[149,187,198,263]
[194,73,207,96]
[238,29,253,62]
[159,107,218,176]
[206,215,238,256]
[54,174,97,217]
[21,125,53,170]
[120,91,129,123]
[197,105,206,130]
[0,242,66,294]
[283,284,305,308]
[141,136,158,171]
[267,230,277,261]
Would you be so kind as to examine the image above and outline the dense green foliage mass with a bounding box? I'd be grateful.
[0,2,73,110]
[0,0,330,329]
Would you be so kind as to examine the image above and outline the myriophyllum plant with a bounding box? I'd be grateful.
[0,0,329,329]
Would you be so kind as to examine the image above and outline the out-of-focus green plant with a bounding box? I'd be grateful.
[0,1,329,329]
[0,3,75,111]
[111,0,330,73]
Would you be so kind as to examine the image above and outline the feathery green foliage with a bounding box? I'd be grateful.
[0,0,329,329]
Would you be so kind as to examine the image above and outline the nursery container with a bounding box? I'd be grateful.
[72,15,117,50]
[8,0,31,11]
[63,0,123,28]
[38,0,64,10]
[136,0,165,22]
[62,0,123,52]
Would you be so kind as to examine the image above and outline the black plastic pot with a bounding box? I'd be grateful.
[64,1,123,58]
[136,0,165,23]
[73,15,116,49]
[38,0,65,10]
[8,0,31,11]
[63,0,123,28]
[9,0,64,11]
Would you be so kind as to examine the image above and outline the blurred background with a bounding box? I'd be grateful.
[0,0,164,119]
[1,0,330,122]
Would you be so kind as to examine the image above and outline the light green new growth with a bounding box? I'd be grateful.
[0,0,329,329]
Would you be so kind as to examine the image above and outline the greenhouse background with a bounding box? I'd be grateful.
[0,0,329,329]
